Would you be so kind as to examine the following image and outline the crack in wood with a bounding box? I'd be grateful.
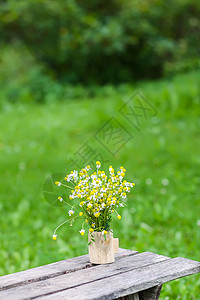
[28,259,171,300]
[0,264,93,292]
[0,249,138,292]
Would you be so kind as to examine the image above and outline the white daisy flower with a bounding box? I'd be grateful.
[68,210,74,216]
[79,229,85,236]
[102,230,108,235]
[52,234,57,240]
[122,193,127,199]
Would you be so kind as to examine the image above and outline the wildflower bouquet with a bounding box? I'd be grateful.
[52,161,135,240]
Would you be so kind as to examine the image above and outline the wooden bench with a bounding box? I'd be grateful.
[0,248,199,299]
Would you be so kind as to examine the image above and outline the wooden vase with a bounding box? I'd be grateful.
[88,231,119,264]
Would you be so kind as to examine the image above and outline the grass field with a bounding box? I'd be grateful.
[0,70,200,299]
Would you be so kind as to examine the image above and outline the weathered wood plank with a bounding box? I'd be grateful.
[117,284,162,300]
[0,248,138,291]
[36,257,200,300]
[139,284,162,300]
[0,252,169,300]
[118,285,162,300]
[118,293,140,300]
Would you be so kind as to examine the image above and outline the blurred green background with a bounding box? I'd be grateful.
[0,0,200,299]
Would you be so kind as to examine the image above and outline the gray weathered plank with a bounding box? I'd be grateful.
[0,252,168,300]
[0,248,138,291]
[118,285,162,300]
[139,284,162,300]
[36,256,200,300]
[117,293,140,300]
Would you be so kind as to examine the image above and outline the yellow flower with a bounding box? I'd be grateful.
[117,215,121,220]
[89,228,94,232]
[52,235,57,240]
[55,181,61,186]
[96,161,100,165]
[94,212,100,218]
[79,229,85,236]
[79,212,83,216]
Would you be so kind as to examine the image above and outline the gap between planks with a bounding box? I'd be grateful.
[0,252,170,300]
[0,248,138,292]
[35,257,200,300]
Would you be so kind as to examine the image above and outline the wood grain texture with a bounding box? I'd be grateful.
[0,248,138,292]
[36,256,200,300]
[117,293,140,300]
[0,249,199,300]
[139,284,162,300]
[88,232,119,264]
[0,252,168,300]
[118,285,162,300]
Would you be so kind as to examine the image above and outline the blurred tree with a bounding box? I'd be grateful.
[0,0,200,83]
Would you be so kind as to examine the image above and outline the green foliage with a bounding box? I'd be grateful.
[0,70,200,299]
[0,0,200,83]
[0,43,200,105]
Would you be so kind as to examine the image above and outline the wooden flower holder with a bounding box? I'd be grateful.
[88,231,119,264]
